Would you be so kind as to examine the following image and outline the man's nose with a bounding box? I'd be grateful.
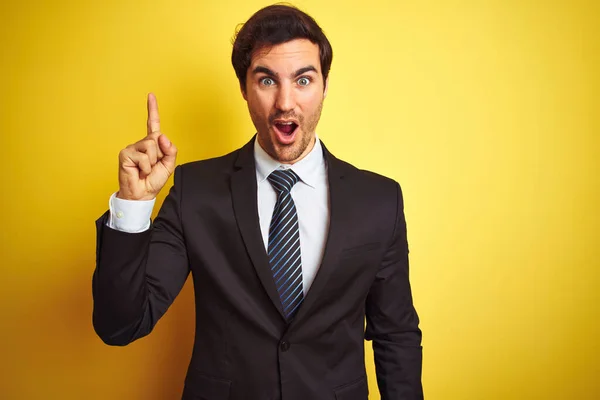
[275,84,296,112]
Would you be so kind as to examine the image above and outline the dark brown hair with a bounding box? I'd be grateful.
[231,4,333,92]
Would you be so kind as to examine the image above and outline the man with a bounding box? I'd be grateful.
[93,4,423,399]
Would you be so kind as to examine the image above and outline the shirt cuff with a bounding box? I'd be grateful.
[107,192,155,233]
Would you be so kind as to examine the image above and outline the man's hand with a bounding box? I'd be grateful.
[117,93,178,201]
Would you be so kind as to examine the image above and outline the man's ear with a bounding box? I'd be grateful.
[323,77,329,98]
[240,82,247,101]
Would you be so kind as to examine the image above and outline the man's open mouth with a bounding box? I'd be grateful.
[274,121,298,136]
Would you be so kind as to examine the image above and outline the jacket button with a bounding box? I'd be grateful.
[280,341,290,352]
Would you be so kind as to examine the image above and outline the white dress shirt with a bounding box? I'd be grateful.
[108,135,330,295]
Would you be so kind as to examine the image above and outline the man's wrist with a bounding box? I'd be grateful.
[115,190,156,202]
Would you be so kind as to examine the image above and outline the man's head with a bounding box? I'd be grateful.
[232,4,333,164]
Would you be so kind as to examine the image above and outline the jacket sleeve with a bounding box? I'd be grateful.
[365,182,423,399]
[92,165,190,346]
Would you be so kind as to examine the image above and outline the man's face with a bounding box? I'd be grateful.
[243,39,328,164]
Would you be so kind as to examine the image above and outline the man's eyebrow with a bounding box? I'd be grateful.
[251,65,319,78]
[252,66,277,77]
[294,66,318,76]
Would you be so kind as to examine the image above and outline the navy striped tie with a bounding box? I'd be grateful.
[267,169,303,320]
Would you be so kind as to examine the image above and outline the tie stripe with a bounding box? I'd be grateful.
[267,169,303,320]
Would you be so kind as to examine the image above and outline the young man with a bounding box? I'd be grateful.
[93,4,423,399]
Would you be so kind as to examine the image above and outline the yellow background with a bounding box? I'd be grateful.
[1,0,598,398]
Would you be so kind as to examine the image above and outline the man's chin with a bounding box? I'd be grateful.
[275,139,315,164]
[258,130,314,163]
[272,147,301,163]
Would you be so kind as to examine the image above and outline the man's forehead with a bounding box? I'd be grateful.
[250,39,321,71]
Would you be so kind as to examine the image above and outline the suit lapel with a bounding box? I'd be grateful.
[291,142,353,326]
[231,137,286,320]
[231,138,354,325]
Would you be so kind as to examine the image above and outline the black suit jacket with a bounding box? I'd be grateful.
[93,137,423,400]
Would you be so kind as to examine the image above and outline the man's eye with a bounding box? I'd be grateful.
[297,77,311,86]
[260,77,275,86]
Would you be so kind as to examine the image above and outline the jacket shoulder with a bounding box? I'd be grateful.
[334,156,401,191]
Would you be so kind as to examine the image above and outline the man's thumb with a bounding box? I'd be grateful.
[158,134,176,155]
[158,134,177,169]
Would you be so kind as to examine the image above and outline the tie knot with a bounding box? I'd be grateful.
[268,169,300,193]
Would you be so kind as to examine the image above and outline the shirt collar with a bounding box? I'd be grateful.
[254,134,325,189]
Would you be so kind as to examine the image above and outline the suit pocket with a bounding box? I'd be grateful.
[340,242,380,258]
[334,376,369,400]
[182,372,231,400]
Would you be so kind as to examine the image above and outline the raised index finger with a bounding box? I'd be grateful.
[147,93,161,135]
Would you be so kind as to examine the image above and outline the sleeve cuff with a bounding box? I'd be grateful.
[107,192,155,233]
